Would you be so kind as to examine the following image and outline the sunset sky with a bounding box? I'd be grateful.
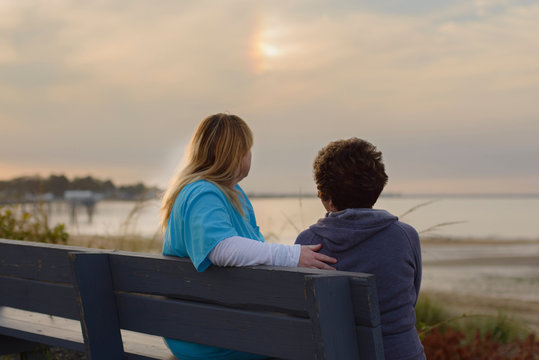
[1,0,538,194]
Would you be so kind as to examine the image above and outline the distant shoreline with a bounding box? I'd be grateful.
[420,236,539,245]
[247,192,539,199]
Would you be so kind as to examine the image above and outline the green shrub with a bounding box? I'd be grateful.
[0,205,69,244]
[416,294,454,335]
[457,312,530,344]
[416,294,536,359]
[422,328,539,359]
[416,295,530,344]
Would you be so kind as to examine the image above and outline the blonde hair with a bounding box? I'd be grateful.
[160,113,253,232]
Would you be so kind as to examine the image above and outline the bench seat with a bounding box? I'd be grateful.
[0,307,172,359]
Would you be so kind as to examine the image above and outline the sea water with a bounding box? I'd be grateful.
[45,195,539,242]
[21,195,539,304]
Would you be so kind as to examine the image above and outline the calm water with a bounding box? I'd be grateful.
[46,195,539,242]
[40,196,539,305]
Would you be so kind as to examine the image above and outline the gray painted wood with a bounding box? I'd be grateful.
[0,307,85,352]
[350,277,381,327]
[1,238,381,325]
[0,277,79,319]
[69,253,126,360]
[107,253,378,326]
[0,240,377,322]
[115,292,315,360]
[0,239,92,283]
[356,325,385,359]
[0,307,172,359]
[1,239,384,360]
[305,276,360,360]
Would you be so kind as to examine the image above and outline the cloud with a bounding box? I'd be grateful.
[1,0,538,193]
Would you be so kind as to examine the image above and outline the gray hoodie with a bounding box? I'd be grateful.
[296,208,425,360]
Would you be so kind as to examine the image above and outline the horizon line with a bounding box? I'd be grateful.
[247,192,539,199]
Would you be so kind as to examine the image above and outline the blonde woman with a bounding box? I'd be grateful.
[160,113,336,360]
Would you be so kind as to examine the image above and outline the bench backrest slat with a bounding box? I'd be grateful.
[107,252,381,328]
[0,239,90,283]
[0,276,79,319]
[116,292,316,359]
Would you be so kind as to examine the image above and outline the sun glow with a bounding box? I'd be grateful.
[259,42,281,58]
[250,18,287,74]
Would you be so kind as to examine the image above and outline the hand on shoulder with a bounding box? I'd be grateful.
[298,244,337,270]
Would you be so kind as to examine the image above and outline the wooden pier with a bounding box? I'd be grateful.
[0,191,103,224]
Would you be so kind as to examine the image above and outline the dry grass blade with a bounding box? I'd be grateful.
[419,221,468,234]
[280,210,301,233]
[120,190,155,234]
[399,199,439,218]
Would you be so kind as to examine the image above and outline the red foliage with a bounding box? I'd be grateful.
[422,329,539,360]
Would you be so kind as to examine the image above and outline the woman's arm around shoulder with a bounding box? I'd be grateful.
[209,236,337,270]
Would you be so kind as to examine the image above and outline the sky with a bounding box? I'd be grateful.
[1,0,538,195]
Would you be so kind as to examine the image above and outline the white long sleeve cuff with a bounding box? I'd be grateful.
[208,236,301,267]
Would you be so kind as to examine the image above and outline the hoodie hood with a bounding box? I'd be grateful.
[309,208,398,253]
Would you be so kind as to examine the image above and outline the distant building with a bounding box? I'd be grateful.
[64,190,103,223]
[64,191,103,202]
[24,192,55,202]
[65,190,95,201]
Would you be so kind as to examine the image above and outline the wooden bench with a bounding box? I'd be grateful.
[0,238,384,359]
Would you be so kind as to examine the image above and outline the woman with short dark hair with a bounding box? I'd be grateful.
[296,137,425,360]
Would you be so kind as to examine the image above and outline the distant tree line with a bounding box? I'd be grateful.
[0,174,160,201]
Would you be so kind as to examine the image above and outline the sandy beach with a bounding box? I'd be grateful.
[420,237,539,333]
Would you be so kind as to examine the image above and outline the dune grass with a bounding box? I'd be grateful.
[416,294,532,343]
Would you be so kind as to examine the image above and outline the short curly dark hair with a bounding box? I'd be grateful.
[314,138,388,210]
